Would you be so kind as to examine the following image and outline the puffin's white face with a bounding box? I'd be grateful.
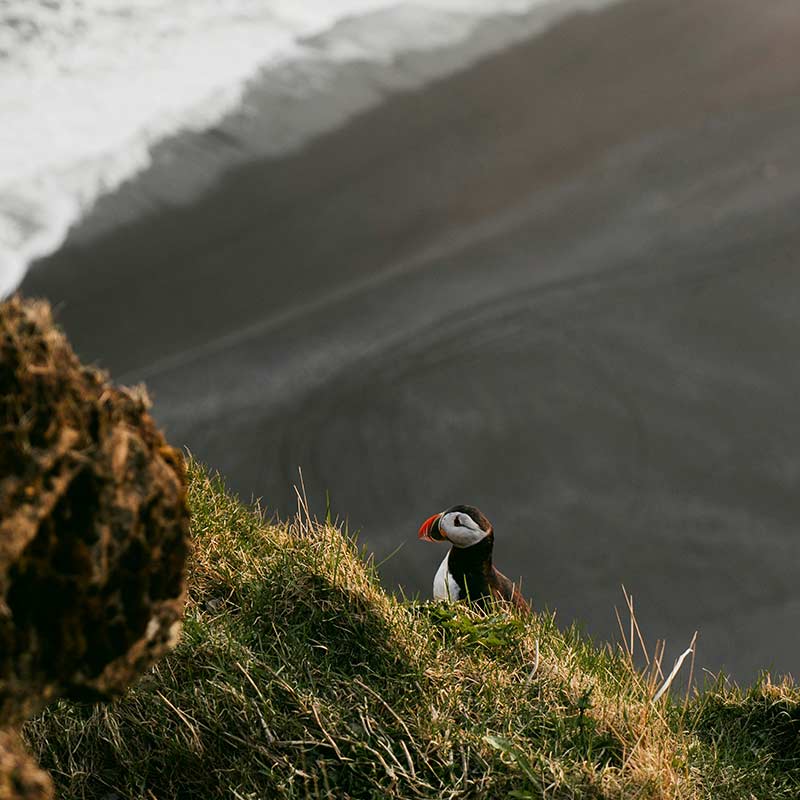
[439,511,489,548]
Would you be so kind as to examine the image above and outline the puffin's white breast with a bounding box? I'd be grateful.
[432,552,460,602]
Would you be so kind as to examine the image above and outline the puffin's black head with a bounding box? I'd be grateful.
[418,505,493,548]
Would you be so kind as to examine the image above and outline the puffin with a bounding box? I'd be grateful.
[418,504,529,611]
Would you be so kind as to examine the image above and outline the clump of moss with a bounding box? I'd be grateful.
[0,297,189,725]
[1,296,190,800]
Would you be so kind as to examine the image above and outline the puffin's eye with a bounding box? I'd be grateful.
[454,515,462,527]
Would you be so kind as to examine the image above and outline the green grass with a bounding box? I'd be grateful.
[23,460,800,799]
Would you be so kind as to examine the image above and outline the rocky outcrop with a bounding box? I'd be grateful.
[0,296,190,797]
[0,731,51,800]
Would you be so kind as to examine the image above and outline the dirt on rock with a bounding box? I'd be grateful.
[0,296,190,796]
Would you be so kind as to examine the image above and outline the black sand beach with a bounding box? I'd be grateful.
[21,0,800,680]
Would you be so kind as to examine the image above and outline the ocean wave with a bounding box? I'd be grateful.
[0,0,621,297]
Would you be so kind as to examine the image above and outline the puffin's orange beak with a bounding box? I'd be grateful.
[418,512,445,542]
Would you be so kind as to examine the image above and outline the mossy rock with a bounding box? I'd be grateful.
[0,730,52,800]
[0,296,190,725]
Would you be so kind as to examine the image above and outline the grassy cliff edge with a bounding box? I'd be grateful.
[23,460,800,799]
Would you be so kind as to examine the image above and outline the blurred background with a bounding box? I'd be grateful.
[5,0,800,681]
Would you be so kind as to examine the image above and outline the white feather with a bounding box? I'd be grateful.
[432,552,460,601]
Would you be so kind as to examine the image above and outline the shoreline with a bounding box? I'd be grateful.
[1,0,624,298]
[15,1,620,260]
[20,0,800,681]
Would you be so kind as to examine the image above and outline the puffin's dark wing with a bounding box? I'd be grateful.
[488,566,530,612]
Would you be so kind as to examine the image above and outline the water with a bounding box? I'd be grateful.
[0,0,622,297]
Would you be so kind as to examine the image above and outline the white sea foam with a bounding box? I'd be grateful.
[0,0,622,297]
